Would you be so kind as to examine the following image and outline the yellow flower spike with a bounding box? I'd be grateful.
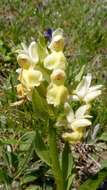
[46,83,68,107]
[49,28,64,51]
[20,67,43,90]
[44,51,66,71]
[62,130,84,144]
[50,69,66,85]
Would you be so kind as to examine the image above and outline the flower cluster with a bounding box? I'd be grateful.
[45,28,68,106]
[16,29,68,106]
[16,41,44,100]
[16,28,102,144]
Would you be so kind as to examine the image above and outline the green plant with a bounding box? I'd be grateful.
[10,28,103,190]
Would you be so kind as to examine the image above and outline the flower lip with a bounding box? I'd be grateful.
[46,83,68,107]
[20,67,43,90]
[44,51,66,70]
[62,131,83,144]
[48,28,64,51]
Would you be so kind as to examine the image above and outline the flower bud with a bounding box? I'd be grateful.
[49,35,64,51]
[48,28,64,51]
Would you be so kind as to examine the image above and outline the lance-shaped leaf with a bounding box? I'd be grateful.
[34,131,51,166]
[61,143,74,190]
[32,89,49,119]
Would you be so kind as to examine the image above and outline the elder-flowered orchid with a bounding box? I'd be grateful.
[62,130,84,144]
[16,41,44,100]
[48,28,64,52]
[17,41,39,69]
[65,104,92,131]
[62,104,92,143]
[44,51,66,71]
[46,83,68,107]
[72,73,102,103]
[14,29,103,190]
[46,68,67,106]
[19,67,43,90]
[44,28,66,71]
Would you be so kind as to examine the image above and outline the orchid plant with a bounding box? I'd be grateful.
[15,28,102,190]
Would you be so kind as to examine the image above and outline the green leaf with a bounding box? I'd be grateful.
[0,169,11,184]
[79,169,107,190]
[61,143,74,179]
[4,150,18,171]
[61,143,74,189]
[19,131,35,151]
[75,65,85,82]
[98,132,107,141]
[66,174,75,190]
[21,174,38,185]
[32,89,49,119]
[34,131,51,166]
[15,138,35,179]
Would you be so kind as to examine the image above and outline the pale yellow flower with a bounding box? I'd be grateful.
[73,73,102,103]
[46,83,68,107]
[19,67,43,90]
[49,28,64,51]
[62,104,92,143]
[50,69,66,85]
[17,41,39,69]
[65,104,92,131]
[44,51,66,71]
[62,130,84,144]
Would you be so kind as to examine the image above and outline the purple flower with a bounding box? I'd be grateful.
[44,28,52,41]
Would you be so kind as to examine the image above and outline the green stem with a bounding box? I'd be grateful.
[48,126,65,190]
